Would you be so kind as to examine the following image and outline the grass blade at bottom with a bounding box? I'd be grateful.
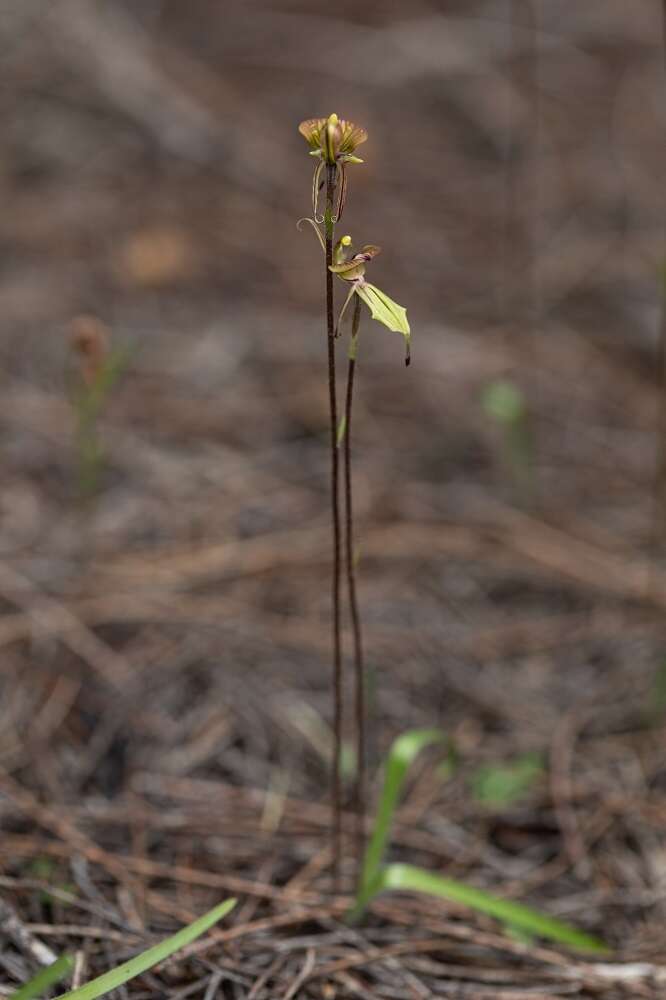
[378,864,608,954]
[10,956,73,1000]
[52,898,236,1000]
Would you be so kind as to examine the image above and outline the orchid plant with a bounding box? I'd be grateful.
[297,114,410,886]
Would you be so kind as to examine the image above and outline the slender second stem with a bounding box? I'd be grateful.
[325,162,343,887]
[344,295,365,878]
[654,0,666,549]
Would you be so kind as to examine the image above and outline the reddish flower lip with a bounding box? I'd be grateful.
[329,245,382,281]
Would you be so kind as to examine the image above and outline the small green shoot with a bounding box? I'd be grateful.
[44,898,236,1000]
[472,753,544,808]
[350,730,608,954]
[73,349,129,498]
[482,379,533,502]
[69,316,130,499]
[9,956,73,1000]
[355,728,445,906]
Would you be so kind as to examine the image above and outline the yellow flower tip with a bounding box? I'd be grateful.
[341,235,352,246]
[327,113,339,126]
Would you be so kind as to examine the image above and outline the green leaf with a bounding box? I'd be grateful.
[355,282,410,361]
[472,753,544,808]
[53,899,236,1000]
[10,956,73,1000]
[358,729,445,900]
[349,729,608,955]
[374,864,609,955]
[355,282,410,334]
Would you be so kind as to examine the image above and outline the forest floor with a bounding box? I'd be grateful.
[1,2,666,997]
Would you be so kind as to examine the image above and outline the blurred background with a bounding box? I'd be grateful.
[1,0,666,973]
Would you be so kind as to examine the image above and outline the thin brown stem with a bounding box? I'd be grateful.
[344,295,365,880]
[655,0,666,549]
[325,162,343,887]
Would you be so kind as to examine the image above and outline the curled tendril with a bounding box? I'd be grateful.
[333,162,348,223]
[296,216,326,254]
[312,160,325,223]
[309,158,351,225]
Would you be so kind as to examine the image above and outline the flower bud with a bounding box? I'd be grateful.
[333,235,353,264]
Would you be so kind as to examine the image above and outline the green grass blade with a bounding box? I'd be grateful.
[380,864,608,954]
[53,899,236,1000]
[9,956,73,1000]
[359,729,444,897]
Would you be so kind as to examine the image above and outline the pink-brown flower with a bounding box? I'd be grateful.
[298,114,367,165]
[298,114,367,221]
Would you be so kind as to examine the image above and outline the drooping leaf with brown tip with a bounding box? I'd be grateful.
[355,281,411,363]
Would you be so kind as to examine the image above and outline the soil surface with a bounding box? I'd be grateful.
[1,2,665,997]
